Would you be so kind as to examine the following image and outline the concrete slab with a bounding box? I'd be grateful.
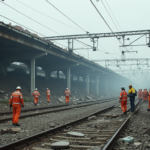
[1,128,9,134]
[51,141,69,149]
[67,131,84,137]
[10,128,21,133]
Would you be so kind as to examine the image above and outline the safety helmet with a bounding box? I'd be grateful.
[129,85,132,87]
[121,86,124,89]
[66,88,68,90]
[16,86,21,90]
[47,88,49,90]
[35,88,38,91]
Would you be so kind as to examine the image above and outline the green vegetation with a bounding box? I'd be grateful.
[0,98,32,104]
[0,100,9,104]
[23,98,32,102]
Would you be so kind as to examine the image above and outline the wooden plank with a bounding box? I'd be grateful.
[69,145,93,149]
[52,136,91,140]
[32,147,53,150]
[50,138,105,145]
[52,136,107,141]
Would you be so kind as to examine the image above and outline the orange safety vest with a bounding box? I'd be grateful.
[32,91,40,98]
[65,90,71,96]
[46,90,50,96]
[119,90,127,101]
[9,90,24,106]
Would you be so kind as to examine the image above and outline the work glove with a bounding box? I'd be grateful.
[22,105,24,107]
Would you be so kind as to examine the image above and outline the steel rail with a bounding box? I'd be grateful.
[0,97,117,115]
[0,105,115,150]
[102,100,140,150]
[0,98,117,123]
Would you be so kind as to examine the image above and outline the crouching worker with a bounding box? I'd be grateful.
[9,86,24,126]
[119,87,127,115]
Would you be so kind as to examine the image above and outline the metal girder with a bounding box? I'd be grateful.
[46,30,150,40]
[114,69,150,72]
[93,58,150,62]
[93,58,150,67]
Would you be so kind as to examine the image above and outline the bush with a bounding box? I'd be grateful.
[24,98,32,102]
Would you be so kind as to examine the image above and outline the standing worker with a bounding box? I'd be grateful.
[9,86,24,126]
[32,88,41,106]
[119,87,127,115]
[148,89,150,111]
[127,85,137,112]
[140,89,143,100]
[146,89,149,101]
[138,89,140,100]
[64,88,71,104]
[46,88,50,103]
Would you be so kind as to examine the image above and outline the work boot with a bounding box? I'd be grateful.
[14,123,20,126]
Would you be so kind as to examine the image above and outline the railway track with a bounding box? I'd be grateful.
[0,99,140,150]
[0,98,117,123]
[0,97,117,116]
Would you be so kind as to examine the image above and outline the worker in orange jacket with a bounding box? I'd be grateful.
[119,87,127,115]
[140,89,143,100]
[46,88,50,103]
[138,89,140,100]
[64,88,71,104]
[143,89,146,101]
[148,89,150,111]
[32,88,41,106]
[9,86,24,126]
[146,89,148,100]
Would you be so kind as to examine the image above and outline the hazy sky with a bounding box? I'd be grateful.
[1,0,150,80]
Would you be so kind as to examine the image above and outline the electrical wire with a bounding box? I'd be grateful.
[105,0,123,31]
[0,16,67,48]
[16,0,83,32]
[90,0,122,45]
[1,1,60,35]
[5,0,92,50]
[101,0,119,31]
[46,0,88,33]
[45,0,93,49]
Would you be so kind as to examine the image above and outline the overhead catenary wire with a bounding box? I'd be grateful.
[105,0,123,31]
[1,1,60,35]
[8,0,93,49]
[46,0,88,33]
[90,0,122,45]
[101,0,119,32]
[45,0,93,49]
[16,0,83,32]
[0,16,67,48]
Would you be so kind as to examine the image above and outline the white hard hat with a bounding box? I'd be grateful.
[35,88,38,91]
[16,86,21,90]
[121,87,124,89]
[66,88,68,90]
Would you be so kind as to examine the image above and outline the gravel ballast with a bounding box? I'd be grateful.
[0,100,117,146]
[114,101,150,150]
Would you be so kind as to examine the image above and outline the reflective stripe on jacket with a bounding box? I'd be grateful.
[65,90,71,96]
[32,91,40,98]
[119,90,127,101]
[9,90,24,105]
[46,90,50,96]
